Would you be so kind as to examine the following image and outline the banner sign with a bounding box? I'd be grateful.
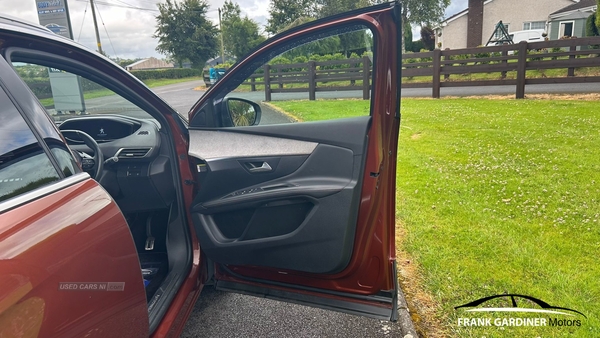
[35,0,85,113]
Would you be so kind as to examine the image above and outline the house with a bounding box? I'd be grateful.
[125,57,174,71]
[435,0,576,49]
[548,0,597,39]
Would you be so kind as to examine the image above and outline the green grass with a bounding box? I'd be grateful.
[271,98,600,337]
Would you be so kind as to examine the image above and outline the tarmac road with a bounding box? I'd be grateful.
[151,80,600,114]
[180,288,405,338]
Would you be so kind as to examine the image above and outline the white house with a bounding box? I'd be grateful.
[435,0,576,49]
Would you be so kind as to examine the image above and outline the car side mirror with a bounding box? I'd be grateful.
[224,98,261,126]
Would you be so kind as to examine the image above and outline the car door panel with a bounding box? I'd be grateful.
[186,2,400,321]
[0,177,148,337]
[190,117,370,274]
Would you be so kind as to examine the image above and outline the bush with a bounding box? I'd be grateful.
[410,40,425,52]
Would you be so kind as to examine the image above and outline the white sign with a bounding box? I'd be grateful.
[36,0,85,113]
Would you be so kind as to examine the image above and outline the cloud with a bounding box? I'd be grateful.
[3,0,269,59]
[3,0,467,58]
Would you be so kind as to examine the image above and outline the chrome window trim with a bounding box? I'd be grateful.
[0,172,91,213]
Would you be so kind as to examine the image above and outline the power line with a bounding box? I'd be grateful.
[94,2,119,58]
[74,0,159,11]
[109,0,159,11]
[77,2,88,42]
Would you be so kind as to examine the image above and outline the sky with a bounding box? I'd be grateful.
[1,0,468,60]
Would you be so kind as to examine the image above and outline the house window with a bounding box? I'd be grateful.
[559,21,574,38]
[523,21,545,30]
[494,24,510,39]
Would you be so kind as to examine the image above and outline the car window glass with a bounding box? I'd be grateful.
[12,62,153,123]
[49,147,78,177]
[218,24,374,126]
[0,88,60,203]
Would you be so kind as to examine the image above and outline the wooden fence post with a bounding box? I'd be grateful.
[277,65,284,89]
[501,49,508,79]
[444,48,451,81]
[568,45,576,77]
[515,41,528,99]
[308,61,316,101]
[432,49,441,98]
[362,56,370,100]
[264,64,271,102]
[250,76,256,92]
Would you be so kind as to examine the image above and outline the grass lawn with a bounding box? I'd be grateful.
[271,98,600,337]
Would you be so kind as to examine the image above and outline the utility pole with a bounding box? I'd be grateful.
[218,8,225,63]
[89,0,104,55]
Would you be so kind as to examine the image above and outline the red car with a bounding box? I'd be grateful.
[0,2,400,337]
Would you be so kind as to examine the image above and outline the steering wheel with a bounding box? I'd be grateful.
[60,130,104,180]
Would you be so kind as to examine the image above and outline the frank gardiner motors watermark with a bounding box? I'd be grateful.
[454,294,586,328]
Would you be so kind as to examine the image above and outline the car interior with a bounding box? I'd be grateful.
[5,46,192,331]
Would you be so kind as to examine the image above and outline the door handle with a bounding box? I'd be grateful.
[246,161,272,173]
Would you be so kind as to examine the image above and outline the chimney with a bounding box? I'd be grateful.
[467,0,484,47]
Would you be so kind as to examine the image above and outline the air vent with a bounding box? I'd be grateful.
[117,148,151,158]
[137,130,149,135]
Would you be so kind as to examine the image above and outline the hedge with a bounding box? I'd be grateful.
[23,77,106,99]
[129,68,203,81]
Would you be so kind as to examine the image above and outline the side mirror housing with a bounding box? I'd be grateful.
[224,98,261,126]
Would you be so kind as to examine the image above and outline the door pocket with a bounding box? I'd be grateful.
[212,199,314,241]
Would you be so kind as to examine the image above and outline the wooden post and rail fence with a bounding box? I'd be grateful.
[208,36,600,101]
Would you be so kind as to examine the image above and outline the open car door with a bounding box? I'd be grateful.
[186,2,401,320]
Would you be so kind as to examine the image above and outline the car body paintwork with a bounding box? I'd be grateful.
[0,178,148,337]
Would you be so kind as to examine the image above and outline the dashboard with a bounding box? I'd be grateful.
[59,115,161,160]
[59,115,175,213]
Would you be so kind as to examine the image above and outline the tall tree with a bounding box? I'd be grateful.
[420,26,436,50]
[154,0,219,68]
[314,0,373,56]
[221,1,266,59]
[400,0,450,52]
[404,21,413,52]
[315,0,371,18]
[266,0,317,35]
[596,0,600,29]
[587,13,599,37]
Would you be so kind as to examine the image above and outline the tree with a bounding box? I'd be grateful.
[315,0,371,18]
[404,22,413,52]
[266,0,317,35]
[420,26,435,51]
[587,12,599,37]
[154,0,219,68]
[400,0,450,52]
[221,1,266,59]
[597,0,600,29]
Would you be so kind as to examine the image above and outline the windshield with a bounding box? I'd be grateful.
[13,62,153,123]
